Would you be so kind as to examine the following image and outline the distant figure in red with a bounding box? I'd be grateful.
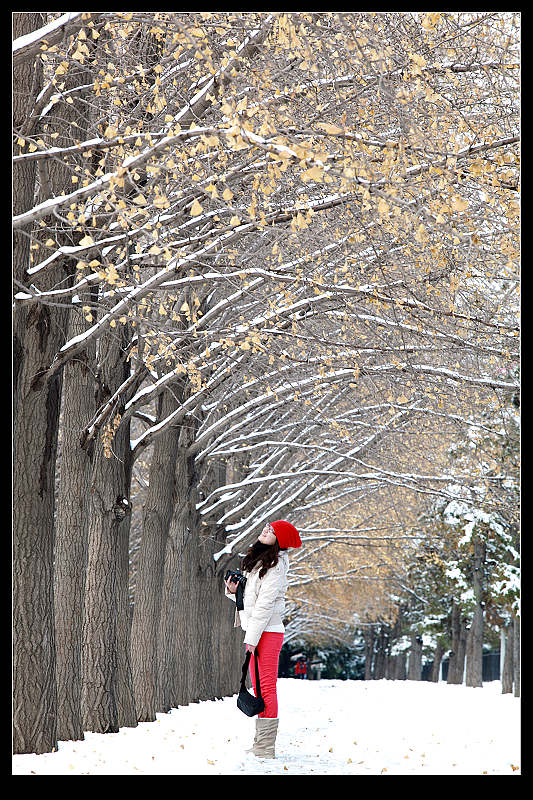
[295,657,307,679]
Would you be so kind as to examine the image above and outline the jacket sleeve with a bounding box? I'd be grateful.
[243,561,286,647]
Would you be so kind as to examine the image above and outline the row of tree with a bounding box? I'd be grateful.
[13,11,519,754]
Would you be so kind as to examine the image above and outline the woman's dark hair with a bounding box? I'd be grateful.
[242,539,280,578]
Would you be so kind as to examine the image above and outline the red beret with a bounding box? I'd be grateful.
[270,520,301,549]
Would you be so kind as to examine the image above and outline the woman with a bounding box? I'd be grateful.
[225,519,301,759]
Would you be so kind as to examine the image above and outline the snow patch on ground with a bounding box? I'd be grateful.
[12,679,520,775]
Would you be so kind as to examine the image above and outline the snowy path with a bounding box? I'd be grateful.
[12,679,520,775]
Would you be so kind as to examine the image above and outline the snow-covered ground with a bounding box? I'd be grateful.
[12,679,520,775]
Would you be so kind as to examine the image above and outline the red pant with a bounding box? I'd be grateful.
[249,632,284,718]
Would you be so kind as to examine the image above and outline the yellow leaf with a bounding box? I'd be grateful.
[377,197,390,215]
[79,235,95,247]
[190,198,203,216]
[229,215,241,226]
[414,224,427,243]
[318,122,343,135]
[222,187,234,202]
[301,165,324,183]
[421,12,442,30]
[133,194,147,205]
[154,195,170,209]
[451,196,468,212]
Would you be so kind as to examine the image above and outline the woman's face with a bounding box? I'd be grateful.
[258,523,277,546]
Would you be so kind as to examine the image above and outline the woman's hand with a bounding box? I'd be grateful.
[225,577,238,594]
[246,644,256,654]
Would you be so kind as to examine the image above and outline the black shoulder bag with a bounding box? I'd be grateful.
[237,650,265,717]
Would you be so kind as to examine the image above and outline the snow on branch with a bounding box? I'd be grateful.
[13,12,89,67]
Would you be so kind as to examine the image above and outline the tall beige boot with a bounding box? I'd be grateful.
[245,718,260,754]
[252,717,279,758]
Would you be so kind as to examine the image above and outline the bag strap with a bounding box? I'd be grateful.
[240,650,262,698]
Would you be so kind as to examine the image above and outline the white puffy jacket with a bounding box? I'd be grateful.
[225,551,289,647]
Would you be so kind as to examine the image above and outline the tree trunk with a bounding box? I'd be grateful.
[157,422,199,710]
[54,307,96,741]
[12,12,58,755]
[81,328,136,732]
[201,459,238,699]
[13,11,44,415]
[213,555,244,698]
[456,619,468,683]
[430,640,445,682]
[116,498,137,728]
[394,651,407,680]
[512,612,520,697]
[465,537,485,688]
[501,621,514,693]
[52,28,102,743]
[447,603,468,685]
[407,634,423,680]
[363,626,374,680]
[447,602,460,684]
[372,626,387,679]
[131,386,182,721]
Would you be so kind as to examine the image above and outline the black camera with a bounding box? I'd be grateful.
[224,569,246,586]
[224,569,247,610]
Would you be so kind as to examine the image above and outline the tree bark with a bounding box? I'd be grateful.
[394,651,407,680]
[512,612,520,698]
[157,421,199,710]
[363,626,374,680]
[465,536,485,688]
[12,11,57,756]
[501,621,514,694]
[131,386,182,721]
[447,602,468,685]
[52,25,101,743]
[372,625,387,679]
[54,307,96,741]
[81,327,136,732]
[407,634,423,680]
[13,11,44,415]
[430,640,445,682]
